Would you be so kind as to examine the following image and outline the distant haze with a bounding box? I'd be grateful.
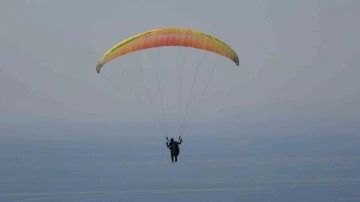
[0,0,359,135]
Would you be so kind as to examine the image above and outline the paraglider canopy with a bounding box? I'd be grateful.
[95,27,240,138]
[96,27,239,73]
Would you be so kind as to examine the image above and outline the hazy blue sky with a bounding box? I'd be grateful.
[0,0,359,135]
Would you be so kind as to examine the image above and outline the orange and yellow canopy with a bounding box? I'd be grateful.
[96,28,239,73]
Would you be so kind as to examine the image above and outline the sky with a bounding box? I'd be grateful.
[0,0,359,136]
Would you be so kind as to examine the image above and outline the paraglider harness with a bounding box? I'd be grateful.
[166,136,182,157]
